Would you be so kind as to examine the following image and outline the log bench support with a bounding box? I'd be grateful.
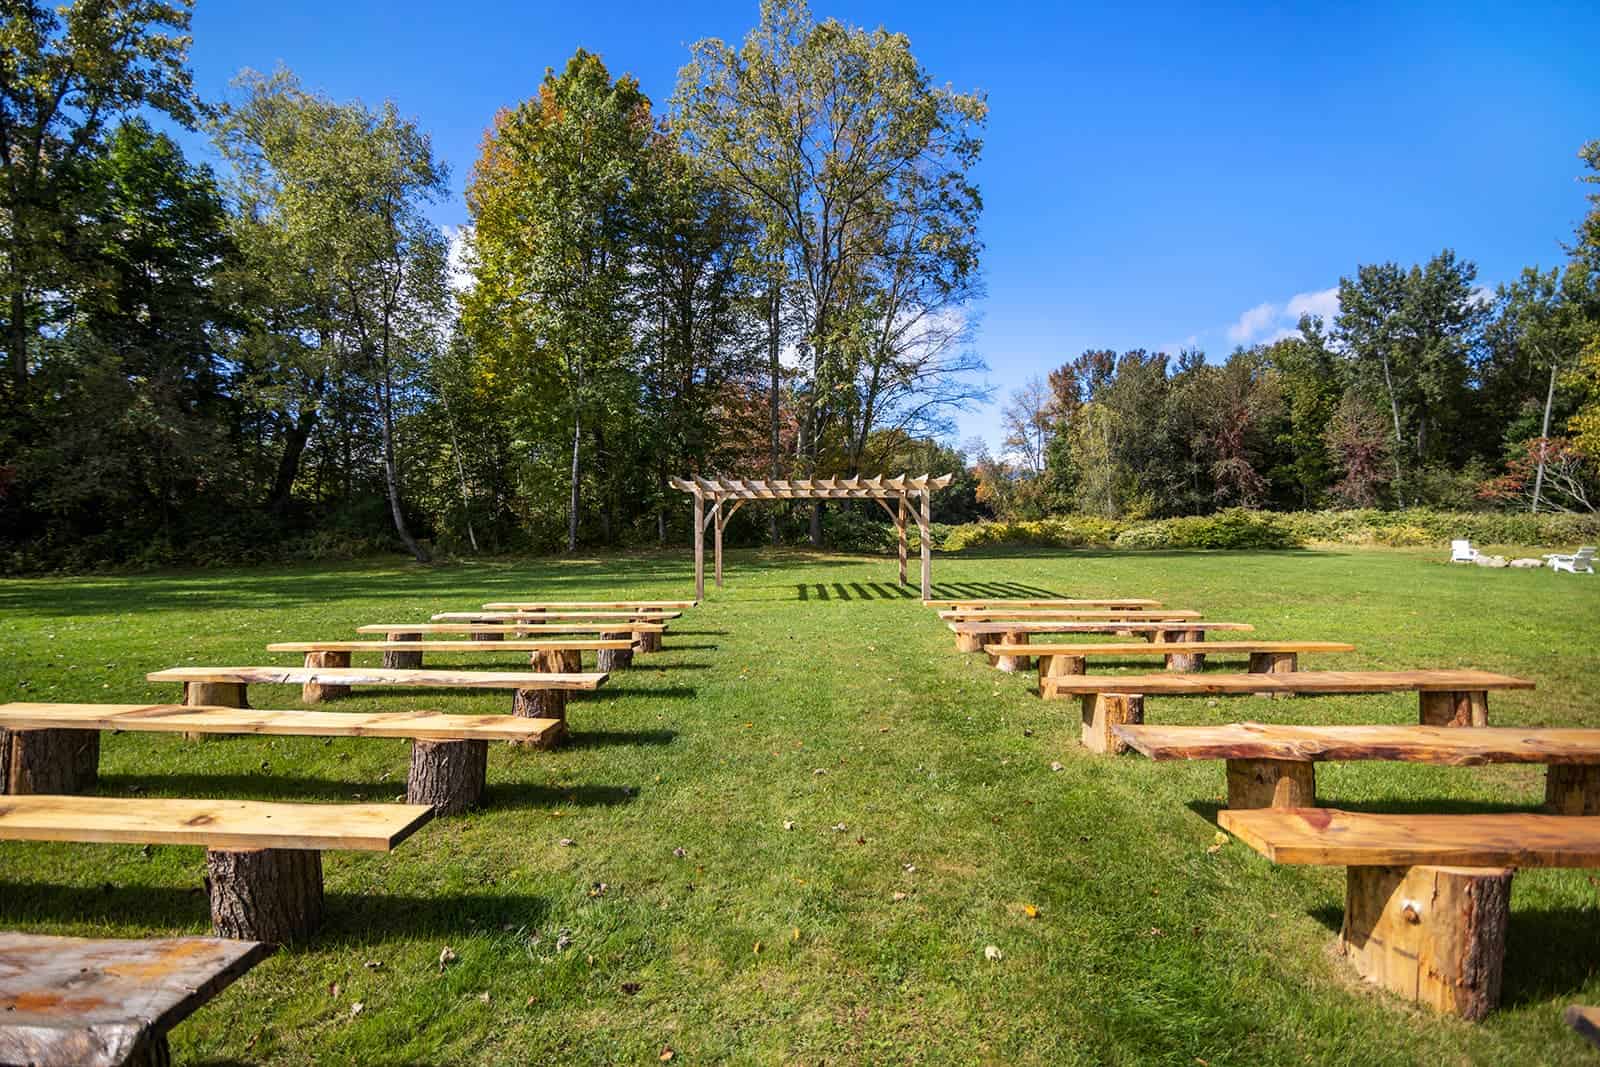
[1164,628,1206,673]
[954,630,985,653]
[1546,764,1600,815]
[636,630,662,653]
[1418,689,1489,728]
[1080,693,1144,754]
[1225,757,1315,809]
[1037,653,1086,695]
[471,618,503,642]
[182,681,247,742]
[383,631,424,669]
[1339,863,1512,1020]
[206,847,325,943]
[0,727,100,794]
[990,631,1031,673]
[300,650,351,703]
[597,631,634,672]
[514,650,573,749]
[406,739,487,815]
[1247,650,1297,697]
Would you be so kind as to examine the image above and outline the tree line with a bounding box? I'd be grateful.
[2,1,1596,572]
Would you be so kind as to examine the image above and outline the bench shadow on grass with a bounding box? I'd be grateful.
[0,882,552,944]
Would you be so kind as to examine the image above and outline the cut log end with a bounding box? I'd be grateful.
[1,727,100,795]
[1226,757,1316,809]
[1340,864,1511,1020]
[954,632,984,653]
[1247,651,1297,697]
[407,739,488,816]
[1037,654,1086,695]
[1081,693,1144,755]
[1419,690,1489,728]
[206,847,324,943]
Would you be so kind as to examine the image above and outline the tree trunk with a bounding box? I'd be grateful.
[1,728,100,794]
[380,361,429,563]
[1379,350,1406,500]
[7,283,26,396]
[406,739,487,816]
[568,398,582,553]
[439,385,479,551]
[383,631,424,670]
[1531,359,1558,513]
[268,408,318,514]
[597,632,634,672]
[810,501,822,546]
[206,848,324,943]
[769,282,782,547]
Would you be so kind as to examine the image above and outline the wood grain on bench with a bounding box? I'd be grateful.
[1217,807,1600,867]
[357,622,665,635]
[267,640,633,653]
[431,610,681,621]
[482,600,696,609]
[1115,723,1600,764]
[0,702,562,742]
[937,608,1201,621]
[988,640,1355,658]
[146,667,607,690]
[924,598,1162,609]
[953,621,1253,635]
[1042,669,1534,697]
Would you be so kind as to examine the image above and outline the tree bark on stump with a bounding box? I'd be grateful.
[636,630,662,653]
[1339,864,1511,1020]
[383,631,424,669]
[1545,765,1600,815]
[990,631,1031,673]
[300,650,351,703]
[1164,629,1206,672]
[1037,654,1085,696]
[206,847,324,943]
[1,727,100,794]
[597,632,633,671]
[1247,651,1297,697]
[471,618,503,642]
[1225,757,1315,808]
[954,631,984,653]
[1418,690,1489,727]
[181,682,247,741]
[407,739,487,815]
[1080,693,1143,754]
[126,1033,173,1067]
[514,656,569,750]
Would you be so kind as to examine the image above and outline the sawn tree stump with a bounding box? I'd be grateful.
[406,739,487,815]
[205,847,324,943]
[596,632,633,671]
[1225,757,1315,809]
[1545,765,1600,815]
[1164,629,1206,672]
[1,727,100,795]
[1080,693,1143,755]
[300,650,351,703]
[1418,689,1489,727]
[383,631,424,669]
[1247,651,1297,698]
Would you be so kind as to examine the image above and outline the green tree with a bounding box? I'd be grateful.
[1263,318,1343,507]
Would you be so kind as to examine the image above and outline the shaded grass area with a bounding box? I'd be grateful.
[1,545,1598,1064]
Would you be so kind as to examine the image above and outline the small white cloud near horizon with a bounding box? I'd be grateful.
[1226,286,1340,345]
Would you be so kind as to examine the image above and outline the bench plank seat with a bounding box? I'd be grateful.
[482,600,695,609]
[267,640,632,653]
[147,667,606,691]
[938,608,1201,621]
[0,933,273,1067]
[1116,723,1600,764]
[1567,1006,1600,1050]
[989,640,1354,657]
[1043,669,1533,697]
[0,702,561,742]
[432,610,681,621]
[952,621,1253,636]
[1217,807,1600,868]
[924,598,1162,608]
[356,622,664,634]
[0,793,431,852]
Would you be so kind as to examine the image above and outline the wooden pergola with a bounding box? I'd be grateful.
[668,474,953,600]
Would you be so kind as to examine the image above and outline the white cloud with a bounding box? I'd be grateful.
[443,224,475,295]
[1226,286,1340,345]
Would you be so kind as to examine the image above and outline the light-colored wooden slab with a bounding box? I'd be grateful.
[1115,723,1600,764]
[356,622,664,635]
[989,641,1355,656]
[925,598,1162,608]
[431,610,681,621]
[952,621,1255,636]
[0,933,273,1067]
[0,702,561,742]
[1217,807,1600,868]
[266,640,631,653]
[0,794,433,851]
[146,667,607,691]
[939,608,1201,621]
[482,600,696,610]
[1041,669,1535,697]
[1567,1005,1600,1050]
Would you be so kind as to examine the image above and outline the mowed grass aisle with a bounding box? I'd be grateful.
[2,546,1598,1064]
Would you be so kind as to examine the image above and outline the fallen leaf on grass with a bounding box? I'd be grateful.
[1049,761,1063,772]
[1024,905,1039,919]
[753,940,763,954]
[559,838,576,847]
[478,991,491,1003]
[438,946,457,973]
[349,1001,364,1017]
[660,1049,675,1062]
[892,891,907,902]
[783,820,795,831]
[984,945,1003,961]
[1206,831,1228,855]
[673,846,687,858]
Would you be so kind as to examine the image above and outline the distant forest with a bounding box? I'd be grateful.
[2,1,1598,571]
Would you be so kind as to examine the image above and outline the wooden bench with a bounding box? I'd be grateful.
[938,609,1201,625]
[0,702,565,812]
[265,638,633,672]
[988,640,1356,684]
[0,794,431,942]
[145,666,607,721]
[1218,807,1600,1019]
[358,621,668,655]
[482,600,696,610]
[1115,722,1600,813]
[1041,670,1535,753]
[0,932,273,1067]
[924,598,1162,609]
[950,620,1256,669]
[432,609,681,622]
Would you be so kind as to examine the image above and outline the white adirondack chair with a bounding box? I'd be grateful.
[1545,546,1596,574]
[1450,539,1479,563]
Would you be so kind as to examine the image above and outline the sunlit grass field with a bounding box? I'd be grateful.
[2,544,1598,1064]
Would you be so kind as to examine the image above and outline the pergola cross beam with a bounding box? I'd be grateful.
[668,474,952,599]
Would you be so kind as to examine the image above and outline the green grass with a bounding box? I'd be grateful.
[2,545,1598,1064]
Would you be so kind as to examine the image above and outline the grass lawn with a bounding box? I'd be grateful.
[2,544,1599,1064]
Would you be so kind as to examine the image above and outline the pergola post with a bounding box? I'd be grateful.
[692,490,705,601]
[919,488,932,601]
[713,496,725,588]
[896,494,908,586]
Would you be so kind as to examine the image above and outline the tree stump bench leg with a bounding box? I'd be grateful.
[954,631,984,653]
[384,631,424,669]
[597,631,634,671]
[407,739,488,815]
[1165,628,1206,672]
[1037,654,1085,696]
[471,618,503,642]
[1339,864,1512,1020]
[1,727,100,794]
[636,630,662,653]
[183,681,247,741]
[515,646,573,749]
[1080,693,1143,754]
[125,1031,173,1067]
[206,847,324,943]
[989,631,1031,673]
[1418,689,1488,727]
[1247,651,1297,697]
[1225,757,1315,808]
[1545,765,1600,815]
[301,650,351,703]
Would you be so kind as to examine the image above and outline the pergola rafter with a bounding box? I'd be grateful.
[668,474,953,599]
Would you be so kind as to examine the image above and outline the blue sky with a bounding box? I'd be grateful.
[184,0,1600,452]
